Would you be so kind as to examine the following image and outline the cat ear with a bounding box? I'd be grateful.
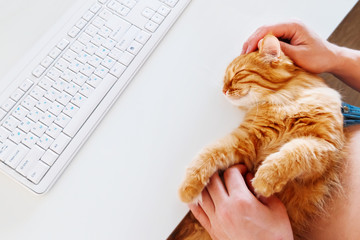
[258,35,281,60]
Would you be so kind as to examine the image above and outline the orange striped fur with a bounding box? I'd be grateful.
[178,35,345,239]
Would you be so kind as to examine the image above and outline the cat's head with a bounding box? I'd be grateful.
[223,35,298,108]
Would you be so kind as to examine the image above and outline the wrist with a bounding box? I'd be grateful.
[325,42,343,74]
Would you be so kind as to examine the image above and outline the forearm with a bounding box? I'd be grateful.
[330,45,360,92]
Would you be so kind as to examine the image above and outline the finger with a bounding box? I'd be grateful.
[244,21,300,54]
[199,188,215,216]
[245,172,255,194]
[279,41,297,58]
[223,165,248,196]
[206,172,228,206]
[188,203,211,230]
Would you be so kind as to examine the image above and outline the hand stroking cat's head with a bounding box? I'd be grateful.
[223,35,298,108]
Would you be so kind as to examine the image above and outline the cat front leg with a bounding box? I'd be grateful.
[252,136,340,197]
[179,130,256,203]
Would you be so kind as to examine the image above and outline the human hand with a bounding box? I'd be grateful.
[241,20,339,74]
[188,165,293,240]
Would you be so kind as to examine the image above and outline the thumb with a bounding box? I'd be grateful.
[259,194,286,212]
[279,41,298,59]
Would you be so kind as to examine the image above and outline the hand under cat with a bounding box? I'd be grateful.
[188,165,294,240]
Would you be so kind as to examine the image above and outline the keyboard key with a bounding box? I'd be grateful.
[5,144,29,169]
[79,84,94,98]
[35,97,51,112]
[16,145,45,176]
[27,107,43,122]
[38,77,55,91]
[30,86,46,100]
[2,98,16,112]
[82,11,95,22]
[71,93,87,107]
[55,58,70,72]
[31,122,47,137]
[3,116,20,131]
[48,101,64,116]
[41,56,54,68]
[64,82,80,96]
[57,39,70,50]
[27,161,50,184]
[118,51,134,66]
[9,128,26,144]
[21,96,38,110]
[144,21,159,32]
[12,105,30,120]
[57,92,72,106]
[63,49,78,62]
[151,13,165,24]
[98,26,112,38]
[61,69,76,82]
[142,8,155,19]
[158,5,171,16]
[19,79,34,92]
[116,5,130,16]
[109,62,126,78]
[9,91,24,106]
[92,17,105,29]
[135,31,151,44]
[70,41,85,54]
[163,0,178,7]
[76,51,91,64]
[22,132,39,148]
[52,79,67,92]
[98,9,112,21]
[85,24,99,37]
[18,118,35,133]
[76,18,88,30]
[39,111,56,126]
[49,47,62,59]
[46,123,62,139]
[68,26,81,38]
[94,65,109,79]
[73,73,87,86]
[95,46,110,59]
[44,88,60,102]
[80,64,95,77]
[0,140,17,162]
[37,134,54,150]
[54,113,71,128]
[32,65,46,78]
[46,67,62,80]
[101,56,116,69]
[78,32,92,45]
[87,74,103,88]
[50,133,71,154]
[89,3,102,13]
[121,0,136,8]
[41,149,58,166]
[127,40,142,55]
[63,103,79,118]
[0,127,10,142]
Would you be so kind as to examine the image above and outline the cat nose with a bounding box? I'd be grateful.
[222,87,228,95]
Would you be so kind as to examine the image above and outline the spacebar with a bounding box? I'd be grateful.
[63,74,118,137]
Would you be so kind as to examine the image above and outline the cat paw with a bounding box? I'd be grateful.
[178,175,206,203]
[252,166,287,197]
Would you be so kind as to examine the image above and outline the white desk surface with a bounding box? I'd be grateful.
[0,0,357,239]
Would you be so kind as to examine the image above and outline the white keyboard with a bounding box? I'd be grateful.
[0,0,191,193]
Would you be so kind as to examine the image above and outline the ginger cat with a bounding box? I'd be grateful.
[178,35,345,239]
